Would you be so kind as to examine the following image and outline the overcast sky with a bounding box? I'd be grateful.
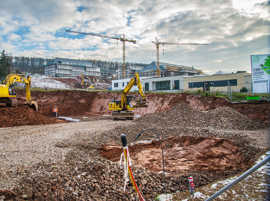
[0,0,269,74]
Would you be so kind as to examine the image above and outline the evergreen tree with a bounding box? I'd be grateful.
[0,50,10,80]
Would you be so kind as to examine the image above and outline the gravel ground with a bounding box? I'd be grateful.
[0,120,132,190]
[0,101,269,200]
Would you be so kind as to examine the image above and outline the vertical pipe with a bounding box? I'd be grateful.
[266,151,270,201]
[122,35,126,79]
[156,43,160,77]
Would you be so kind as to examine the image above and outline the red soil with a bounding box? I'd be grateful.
[1,90,269,127]
[100,136,249,174]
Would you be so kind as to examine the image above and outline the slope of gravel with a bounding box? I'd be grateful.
[93,102,266,147]
[0,101,267,201]
[8,149,251,201]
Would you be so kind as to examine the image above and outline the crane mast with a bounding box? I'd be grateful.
[152,39,208,77]
[66,30,136,79]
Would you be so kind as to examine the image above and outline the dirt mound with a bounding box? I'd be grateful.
[136,103,265,130]
[231,103,270,124]
[206,106,263,130]
[186,95,229,111]
[0,105,61,127]
[101,136,247,174]
[29,90,99,116]
[11,90,270,128]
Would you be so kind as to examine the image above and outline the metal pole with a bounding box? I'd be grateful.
[266,151,270,201]
[122,34,126,79]
[156,43,160,77]
[205,154,270,201]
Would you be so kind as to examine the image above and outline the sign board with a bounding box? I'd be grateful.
[251,54,270,93]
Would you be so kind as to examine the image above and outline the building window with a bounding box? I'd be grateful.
[189,79,237,88]
[174,80,180,90]
[145,83,149,91]
[114,83,118,88]
[122,82,124,87]
[156,80,170,90]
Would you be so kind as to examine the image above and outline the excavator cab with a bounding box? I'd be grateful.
[0,74,38,111]
[8,84,16,96]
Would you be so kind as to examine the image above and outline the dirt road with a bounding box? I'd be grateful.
[0,120,134,190]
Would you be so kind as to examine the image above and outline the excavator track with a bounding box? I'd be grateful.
[112,111,134,120]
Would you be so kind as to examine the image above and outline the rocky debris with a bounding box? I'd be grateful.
[0,190,16,200]
[0,105,62,128]
[135,103,265,131]
[95,102,265,146]
[8,150,245,201]
[0,98,267,200]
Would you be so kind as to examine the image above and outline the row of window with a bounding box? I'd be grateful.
[188,79,237,88]
[114,80,181,91]
[113,82,130,88]
[113,79,238,91]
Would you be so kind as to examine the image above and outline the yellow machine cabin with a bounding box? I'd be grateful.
[0,74,38,111]
[109,72,147,120]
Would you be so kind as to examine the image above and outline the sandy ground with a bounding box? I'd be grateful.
[0,120,134,190]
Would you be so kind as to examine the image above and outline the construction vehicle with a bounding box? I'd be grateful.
[109,72,147,120]
[88,85,95,89]
[0,74,38,111]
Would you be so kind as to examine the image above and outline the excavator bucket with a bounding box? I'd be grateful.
[134,99,147,108]
[29,101,38,111]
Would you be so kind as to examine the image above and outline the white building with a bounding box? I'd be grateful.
[112,72,252,93]
[112,75,185,92]
[45,58,101,77]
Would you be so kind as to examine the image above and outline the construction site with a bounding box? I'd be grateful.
[0,79,270,200]
[1,2,270,199]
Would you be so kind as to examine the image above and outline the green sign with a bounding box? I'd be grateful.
[246,96,260,101]
[261,56,270,75]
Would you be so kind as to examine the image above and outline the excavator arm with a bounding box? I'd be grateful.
[108,72,147,120]
[134,72,146,105]
[120,72,147,110]
[120,76,136,110]
[2,74,38,111]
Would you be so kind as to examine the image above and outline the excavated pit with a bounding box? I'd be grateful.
[100,136,249,175]
[0,89,269,127]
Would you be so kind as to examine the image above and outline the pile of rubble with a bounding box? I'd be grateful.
[9,150,247,201]
[137,103,265,130]
[0,98,267,200]
[95,102,266,147]
[0,105,61,127]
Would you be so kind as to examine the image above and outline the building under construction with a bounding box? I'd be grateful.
[44,58,101,77]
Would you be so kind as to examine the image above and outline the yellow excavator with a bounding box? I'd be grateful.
[109,72,147,120]
[0,74,38,111]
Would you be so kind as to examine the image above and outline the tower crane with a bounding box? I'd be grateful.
[66,30,136,79]
[152,38,208,77]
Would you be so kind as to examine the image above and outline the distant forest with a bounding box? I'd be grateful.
[9,55,147,77]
